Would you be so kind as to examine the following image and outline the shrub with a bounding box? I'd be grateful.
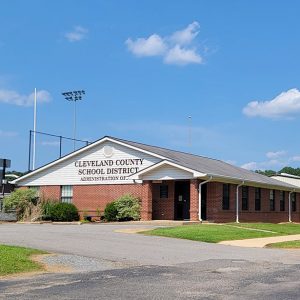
[114,194,141,221]
[41,200,55,221]
[104,202,118,222]
[3,189,38,220]
[41,202,79,222]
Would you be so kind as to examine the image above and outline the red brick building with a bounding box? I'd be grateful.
[13,136,300,223]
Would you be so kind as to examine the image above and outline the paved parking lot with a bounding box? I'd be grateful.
[0,223,299,299]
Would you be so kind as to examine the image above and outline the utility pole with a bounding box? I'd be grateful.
[32,88,37,170]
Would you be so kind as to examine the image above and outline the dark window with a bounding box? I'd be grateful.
[255,188,261,211]
[292,193,297,212]
[222,184,230,210]
[159,185,168,198]
[242,186,249,210]
[270,190,275,211]
[61,185,73,203]
[280,191,285,211]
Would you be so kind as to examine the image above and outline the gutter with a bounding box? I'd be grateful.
[198,176,213,222]
[205,172,298,193]
[236,180,245,223]
[288,189,296,223]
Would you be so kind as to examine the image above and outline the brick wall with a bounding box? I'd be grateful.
[190,179,199,221]
[206,182,300,223]
[40,186,60,200]
[23,180,300,223]
[152,181,175,220]
[73,183,152,220]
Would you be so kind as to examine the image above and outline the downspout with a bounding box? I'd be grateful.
[236,180,244,223]
[198,176,213,222]
[288,189,295,223]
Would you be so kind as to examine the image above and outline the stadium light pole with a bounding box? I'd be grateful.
[62,90,85,151]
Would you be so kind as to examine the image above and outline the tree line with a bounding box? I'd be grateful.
[256,167,300,177]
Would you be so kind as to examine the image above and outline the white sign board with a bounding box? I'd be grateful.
[17,141,160,186]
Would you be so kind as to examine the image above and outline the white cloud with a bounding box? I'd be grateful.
[243,88,300,118]
[170,21,200,45]
[242,149,300,171]
[164,45,202,65]
[125,34,166,57]
[0,89,51,106]
[266,150,286,159]
[0,130,18,137]
[241,159,283,171]
[242,150,289,171]
[65,26,88,42]
[241,162,259,170]
[126,22,203,66]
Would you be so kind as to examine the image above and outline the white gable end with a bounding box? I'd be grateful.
[18,140,161,186]
[140,165,194,180]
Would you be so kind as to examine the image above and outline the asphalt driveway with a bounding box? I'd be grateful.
[0,223,299,266]
[0,223,300,299]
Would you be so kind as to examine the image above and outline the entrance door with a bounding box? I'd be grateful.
[174,181,190,220]
[201,184,207,220]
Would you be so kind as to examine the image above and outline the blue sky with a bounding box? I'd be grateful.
[1,0,300,172]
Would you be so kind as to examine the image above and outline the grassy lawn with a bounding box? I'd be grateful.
[229,223,300,235]
[0,245,47,276]
[143,223,300,243]
[266,240,300,249]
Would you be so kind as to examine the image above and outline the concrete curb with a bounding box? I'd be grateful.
[219,234,300,248]
[16,221,82,225]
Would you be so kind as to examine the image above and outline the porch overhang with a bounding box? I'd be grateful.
[129,160,207,180]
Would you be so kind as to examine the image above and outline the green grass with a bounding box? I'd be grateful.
[266,240,300,249]
[229,223,300,235]
[0,245,47,276]
[144,223,300,243]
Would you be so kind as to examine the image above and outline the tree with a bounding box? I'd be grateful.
[255,169,276,176]
[255,166,300,177]
[279,167,300,176]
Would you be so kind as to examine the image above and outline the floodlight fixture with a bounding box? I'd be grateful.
[62,90,86,151]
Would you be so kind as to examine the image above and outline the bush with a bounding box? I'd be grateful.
[41,202,79,222]
[104,202,118,222]
[3,189,38,220]
[104,194,141,222]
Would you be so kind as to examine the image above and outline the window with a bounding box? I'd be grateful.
[270,190,275,211]
[242,186,249,210]
[222,184,230,210]
[280,191,285,211]
[61,185,73,203]
[292,193,297,212]
[159,185,168,198]
[255,188,261,211]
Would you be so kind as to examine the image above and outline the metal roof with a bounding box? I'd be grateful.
[13,135,299,190]
[111,137,298,190]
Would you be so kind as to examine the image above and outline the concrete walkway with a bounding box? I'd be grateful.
[219,234,300,248]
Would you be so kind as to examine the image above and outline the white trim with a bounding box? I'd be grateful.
[204,173,300,192]
[12,136,168,185]
[129,160,207,179]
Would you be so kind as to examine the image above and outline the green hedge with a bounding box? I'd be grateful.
[104,194,141,222]
[42,202,79,222]
[104,202,118,221]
